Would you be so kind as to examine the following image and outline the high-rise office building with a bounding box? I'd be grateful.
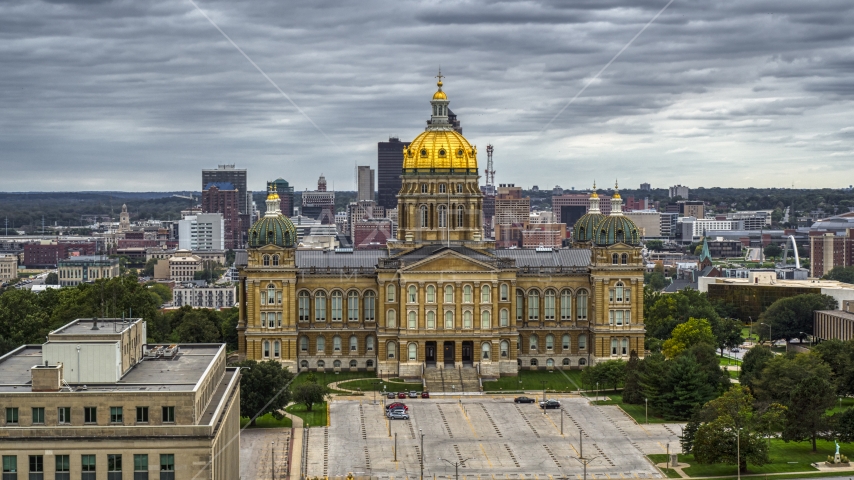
[357,166,375,202]
[302,175,335,224]
[178,213,225,251]
[202,183,241,249]
[669,184,690,199]
[203,165,249,246]
[377,137,410,210]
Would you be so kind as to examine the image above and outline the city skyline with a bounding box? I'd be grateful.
[2,0,853,191]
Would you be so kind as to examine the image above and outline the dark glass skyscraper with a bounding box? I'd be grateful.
[377,137,410,210]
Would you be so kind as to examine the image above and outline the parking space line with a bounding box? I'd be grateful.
[462,402,479,437]
[479,443,493,468]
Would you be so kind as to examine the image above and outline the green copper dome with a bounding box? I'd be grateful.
[593,215,641,246]
[248,214,297,248]
[573,213,606,243]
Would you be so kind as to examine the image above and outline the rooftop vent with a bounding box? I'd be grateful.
[91,319,99,331]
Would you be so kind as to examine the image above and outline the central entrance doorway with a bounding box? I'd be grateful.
[462,341,473,365]
[425,341,437,366]
[443,341,455,366]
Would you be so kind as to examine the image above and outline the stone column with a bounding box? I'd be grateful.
[455,282,462,331]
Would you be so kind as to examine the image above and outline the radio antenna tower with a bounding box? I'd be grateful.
[485,144,495,188]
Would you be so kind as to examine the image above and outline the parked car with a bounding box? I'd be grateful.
[421,392,430,399]
[408,391,418,398]
[397,392,407,399]
[388,410,409,420]
[514,396,535,404]
[387,392,396,399]
[540,400,561,409]
[385,402,408,411]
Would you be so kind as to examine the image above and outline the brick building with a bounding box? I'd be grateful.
[202,183,242,249]
[23,242,97,268]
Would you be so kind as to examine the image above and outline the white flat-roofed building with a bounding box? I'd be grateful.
[178,213,224,251]
[173,284,237,309]
[0,254,17,283]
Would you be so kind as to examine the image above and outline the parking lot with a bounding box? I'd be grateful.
[306,395,682,478]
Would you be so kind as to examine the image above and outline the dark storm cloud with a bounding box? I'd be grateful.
[1,0,853,192]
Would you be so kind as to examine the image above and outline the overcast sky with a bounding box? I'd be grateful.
[2,0,853,193]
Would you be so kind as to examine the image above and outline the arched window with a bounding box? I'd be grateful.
[348,291,359,321]
[438,205,447,228]
[463,311,472,329]
[562,358,570,366]
[300,360,309,368]
[421,183,428,193]
[463,285,472,303]
[263,255,270,266]
[274,341,280,358]
[482,343,491,360]
[263,340,270,358]
[386,309,396,328]
[316,336,325,353]
[366,336,375,351]
[500,284,508,301]
[500,340,509,358]
[386,284,395,302]
[300,336,309,352]
[267,284,276,305]
[621,253,628,265]
[317,360,325,368]
[331,291,343,321]
[350,335,358,352]
[444,285,454,303]
[516,290,524,320]
[426,285,435,303]
[546,334,554,350]
[578,334,587,350]
[426,311,435,329]
[439,183,446,193]
[349,359,357,368]
[408,311,417,329]
[560,290,572,320]
[299,291,310,321]
[457,205,465,227]
[333,336,341,351]
[529,334,538,351]
[530,358,538,366]
[577,290,588,320]
[408,285,417,303]
[546,358,555,367]
[387,342,396,359]
[562,334,571,351]
[612,253,619,265]
[272,254,280,266]
[544,290,555,320]
[611,338,618,356]
[420,205,429,227]
[363,291,376,321]
[500,309,509,327]
[315,291,327,321]
[528,290,539,320]
[579,358,587,366]
[481,311,491,329]
[456,183,463,193]
[408,343,417,361]
[444,311,454,329]
[366,359,374,368]
[481,285,491,303]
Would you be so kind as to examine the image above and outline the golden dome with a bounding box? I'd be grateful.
[403,130,477,172]
[432,90,447,100]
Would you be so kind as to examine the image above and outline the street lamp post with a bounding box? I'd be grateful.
[799,332,813,349]
[560,407,564,435]
[760,322,772,346]
[645,398,648,424]
[737,427,742,480]
[541,380,547,414]
[596,382,599,402]
[420,428,424,480]
[271,442,275,480]
[439,457,472,480]
[573,456,599,480]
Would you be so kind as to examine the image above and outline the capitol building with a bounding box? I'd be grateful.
[236,78,645,381]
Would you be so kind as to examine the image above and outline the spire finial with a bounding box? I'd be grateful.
[435,68,444,89]
[614,179,619,191]
[593,180,597,190]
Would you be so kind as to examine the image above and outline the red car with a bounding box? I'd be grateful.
[397,392,407,399]
[421,392,430,399]
[385,402,408,411]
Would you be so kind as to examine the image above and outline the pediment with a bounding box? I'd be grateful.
[402,250,497,273]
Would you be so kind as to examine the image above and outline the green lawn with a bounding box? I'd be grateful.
[593,393,670,424]
[482,369,585,393]
[239,413,292,428]
[337,378,413,392]
[718,355,742,366]
[648,439,854,477]
[285,402,328,427]
[290,370,373,389]
[828,396,854,415]
[728,370,740,379]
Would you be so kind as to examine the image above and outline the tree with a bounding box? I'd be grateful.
[764,244,782,259]
[812,339,854,396]
[237,360,293,426]
[141,258,158,277]
[644,289,721,341]
[292,382,329,412]
[171,309,222,343]
[713,317,744,356]
[220,307,239,351]
[645,240,664,251]
[692,386,784,472]
[662,318,716,358]
[739,346,774,391]
[830,408,854,443]
[44,272,58,285]
[661,354,717,420]
[622,351,644,404]
[824,266,854,284]
[644,272,667,291]
[581,359,626,392]
[757,294,837,342]
[145,282,172,305]
[782,375,836,451]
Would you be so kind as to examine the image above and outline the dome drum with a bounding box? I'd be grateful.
[593,216,641,246]
[248,214,297,249]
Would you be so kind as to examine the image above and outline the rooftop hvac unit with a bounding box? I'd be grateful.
[164,345,179,357]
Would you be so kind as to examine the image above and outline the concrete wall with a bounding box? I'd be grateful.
[43,342,120,383]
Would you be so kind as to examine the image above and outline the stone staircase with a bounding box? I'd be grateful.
[423,366,481,393]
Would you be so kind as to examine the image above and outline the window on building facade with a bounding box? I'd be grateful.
[481,311,491,329]
[316,337,325,353]
[611,338,618,355]
[408,343,417,361]
[463,311,472,329]
[420,206,428,227]
[516,290,524,320]
[331,291,343,321]
[562,334,570,351]
[333,336,341,352]
[408,311,417,329]
[528,290,539,320]
[463,285,472,303]
[274,341,280,357]
[577,290,588,320]
[500,283,508,301]
[612,253,619,265]
[263,340,270,358]
[439,183,446,193]
[500,309,509,327]
[386,309,396,328]
[546,334,554,350]
[348,291,359,321]
[426,285,435,303]
[350,336,358,352]
[457,205,465,227]
[363,291,376,321]
[621,253,628,265]
[622,338,628,355]
[427,311,435,329]
[500,340,509,357]
[298,291,310,318]
[134,455,147,478]
[560,290,572,320]
[578,334,587,350]
[386,284,395,302]
[272,254,279,266]
[315,292,326,321]
[529,334,538,351]
[300,336,309,352]
[544,290,555,320]
[482,343,491,360]
[366,336,375,351]
[387,342,396,359]
[444,311,454,329]
[438,205,447,228]
[408,285,417,303]
[263,255,270,266]
[444,285,453,303]
[481,285,491,303]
